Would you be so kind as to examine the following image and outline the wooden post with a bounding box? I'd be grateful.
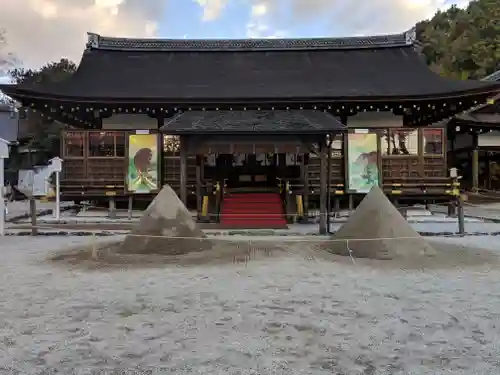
[108,197,116,219]
[127,195,133,220]
[195,155,202,217]
[180,136,188,205]
[30,198,38,236]
[447,202,456,217]
[319,143,327,235]
[472,149,479,191]
[457,196,465,235]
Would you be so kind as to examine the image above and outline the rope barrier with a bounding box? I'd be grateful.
[8,225,476,265]
[7,224,472,242]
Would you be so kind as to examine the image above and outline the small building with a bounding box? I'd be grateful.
[0,103,18,143]
[448,69,500,191]
[1,29,499,230]
[0,103,19,185]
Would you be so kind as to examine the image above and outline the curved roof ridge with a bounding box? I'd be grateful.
[85,27,416,52]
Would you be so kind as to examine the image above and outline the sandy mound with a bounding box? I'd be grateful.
[48,236,500,271]
[119,185,212,255]
[48,238,287,270]
[330,185,436,260]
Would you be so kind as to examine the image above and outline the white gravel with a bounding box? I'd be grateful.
[1,234,500,374]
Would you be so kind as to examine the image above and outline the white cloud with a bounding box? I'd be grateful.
[194,0,229,21]
[251,3,268,16]
[196,0,471,38]
[246,2,287,38]
[0,0,167,70]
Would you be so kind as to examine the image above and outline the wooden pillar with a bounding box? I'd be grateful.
[472,149,479,191]
[195,155,203,216]
[108,196,116,219]
[319,143,327,234]
[180,135,188,205]
[302,154,309,216]
[472,132,479,191]
[487,154,492,190]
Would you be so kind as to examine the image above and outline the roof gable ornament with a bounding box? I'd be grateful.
[85,28,417,52]
[404,27,416,45]
[86,32,99,50]
[483,69,500,82]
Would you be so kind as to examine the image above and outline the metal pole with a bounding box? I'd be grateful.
[0,158,5,236]
[55,171,60,220]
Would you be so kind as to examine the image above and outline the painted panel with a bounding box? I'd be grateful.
[347,133,380,193]
[127,133,159,194]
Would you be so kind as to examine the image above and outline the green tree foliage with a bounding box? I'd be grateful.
[417,0,500,79]
[9,59,77,161]
[10,58,77,85]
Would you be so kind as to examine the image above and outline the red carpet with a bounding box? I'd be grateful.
[220,193,288,229]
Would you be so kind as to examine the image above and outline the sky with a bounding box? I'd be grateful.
[0,0,470,76]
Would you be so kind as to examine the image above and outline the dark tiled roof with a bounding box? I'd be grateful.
[85,29,415,51]
[1,30,499,102]
[160,110,345,134]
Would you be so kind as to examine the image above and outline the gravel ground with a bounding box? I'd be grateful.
[1,235,500,374]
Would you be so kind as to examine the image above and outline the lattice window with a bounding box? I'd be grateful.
[381,129,418,156]
[88,131,124,157]
[63,131,85,157]
[423,129,444,155]
[163,135,180,156]
[116,132,126,157]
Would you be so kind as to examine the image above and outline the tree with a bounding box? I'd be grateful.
[417,0,500,79]
[0,29,19,78]
[0,29,20,104]
[10,58,77,85]
[9,59,77,161]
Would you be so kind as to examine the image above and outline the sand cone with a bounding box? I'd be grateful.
[331,185,435,260]
[119,185,212,255]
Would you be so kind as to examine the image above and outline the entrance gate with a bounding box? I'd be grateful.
[217,153,280,188]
